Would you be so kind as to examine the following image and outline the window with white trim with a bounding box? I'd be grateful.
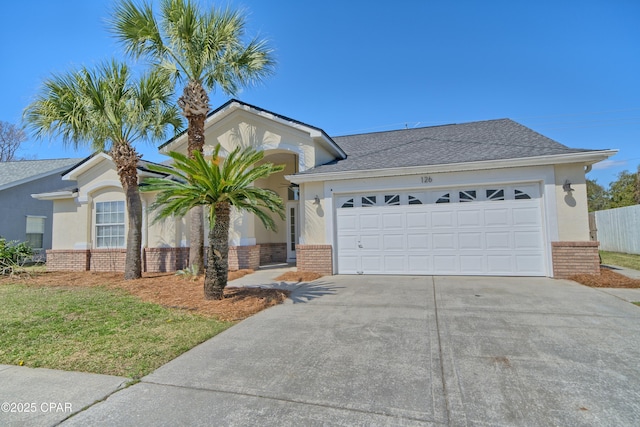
[96,201,125,248]
[26,216,45,250]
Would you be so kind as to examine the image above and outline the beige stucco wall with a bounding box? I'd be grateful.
[141,192,190,248]
[167,110,336,172]
[51,199,88,249]
[554,163,590,241]
[300,181,326,244]
[253,154,296,244]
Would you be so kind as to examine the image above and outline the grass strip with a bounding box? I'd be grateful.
[0,284,232,378]
[600,251,640,271]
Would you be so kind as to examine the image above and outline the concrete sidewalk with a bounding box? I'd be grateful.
[0,365,127,427]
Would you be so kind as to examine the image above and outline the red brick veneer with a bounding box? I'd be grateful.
[259,243,287,264]
[144,247,189,273]
[228,245,261,270]
[296,244,333,275]
[46,250,90,271]
[551,241,600,278]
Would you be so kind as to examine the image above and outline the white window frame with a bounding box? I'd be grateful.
[25,216,46,250]
[95,201,126,249]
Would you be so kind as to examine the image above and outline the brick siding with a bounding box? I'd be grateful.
[144,247,189,273]
[90,249,127,272]
[46,250,90,271]
[259,243,287,264]
[296,244,333,275]
[228,245,261,270]
[551,241,600,278]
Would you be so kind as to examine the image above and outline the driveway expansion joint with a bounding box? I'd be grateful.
[141,380,440,424]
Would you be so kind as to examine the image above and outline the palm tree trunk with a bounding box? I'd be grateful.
[111,144,142,280]
[179,80,209,275]
[204,202,230,300]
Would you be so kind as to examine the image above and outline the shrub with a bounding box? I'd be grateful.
[0,237,33,276]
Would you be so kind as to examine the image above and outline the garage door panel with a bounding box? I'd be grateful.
[434,255,457,273]
[432,211,454,227]
[360,235,381,250]
[457,210,482,227]
[407,212,429,229]
[487,255,513,273]
[339,256,359,274]
[359,214,381,230]
[458,232,483,249]
[337,214,358,232]
[382,213,404,229]
[514,231,543,249]
[433,233,455,250]
[459,255,484,273]
[484,208,509,227]
[407,234,429,250]
[361,256,382,273]
[512,207,541,226]
[338,235,359,251]
[408,255,431,273]
[383,234,405,250]
[515,255,544,273]
[485,232,511,250]
[337,191,546,276]
[384,255,406,273]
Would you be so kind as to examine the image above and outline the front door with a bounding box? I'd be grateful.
[286,202,299,262]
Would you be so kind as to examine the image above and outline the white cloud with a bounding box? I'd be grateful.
[591,159,628,170]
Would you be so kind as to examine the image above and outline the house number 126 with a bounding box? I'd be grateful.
[421,176,433,183]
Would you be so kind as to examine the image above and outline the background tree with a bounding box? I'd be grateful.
[142,146,284,299]
[586,179,610,212]
[0,121,27,161]
[24,60,181,279]
[111,0,275,274]
[608,170,638,209]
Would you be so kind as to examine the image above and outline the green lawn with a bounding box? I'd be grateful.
[600,251,640,271]
[0,284,232,378]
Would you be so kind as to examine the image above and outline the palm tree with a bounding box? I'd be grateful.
[110,0,275,274]
[23,60,182,279]
[141,146,284,299]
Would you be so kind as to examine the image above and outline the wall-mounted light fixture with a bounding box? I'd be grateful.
[314,195,320,204]
[562,180,574,193]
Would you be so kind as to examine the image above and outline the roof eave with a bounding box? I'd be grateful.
[31,190,78,200]
[0,163,80,192]
[287,150,618,184]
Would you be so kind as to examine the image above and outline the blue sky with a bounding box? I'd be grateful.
[1,0,638,186]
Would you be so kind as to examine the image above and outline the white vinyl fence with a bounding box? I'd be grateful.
[594,205,640,254]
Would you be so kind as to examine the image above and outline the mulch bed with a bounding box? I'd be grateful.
[274,271,323,282]
[570,267,640,288]
[0,270,289,321]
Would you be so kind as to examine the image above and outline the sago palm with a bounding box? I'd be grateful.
[23,60,182,279]
[141,146,284,300]
[110,0,275,273]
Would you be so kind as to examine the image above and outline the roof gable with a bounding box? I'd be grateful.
[159,99,347,160]
[0,158,81,191]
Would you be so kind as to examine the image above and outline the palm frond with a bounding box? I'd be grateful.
[142,146,284,230]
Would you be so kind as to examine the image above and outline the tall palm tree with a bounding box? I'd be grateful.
[110,0,275,273]
[141,146,284,299]
[23,60,182,279]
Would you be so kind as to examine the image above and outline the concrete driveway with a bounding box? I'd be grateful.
[62,275,640,426]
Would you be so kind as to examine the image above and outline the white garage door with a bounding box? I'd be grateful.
[336,185,546,276]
